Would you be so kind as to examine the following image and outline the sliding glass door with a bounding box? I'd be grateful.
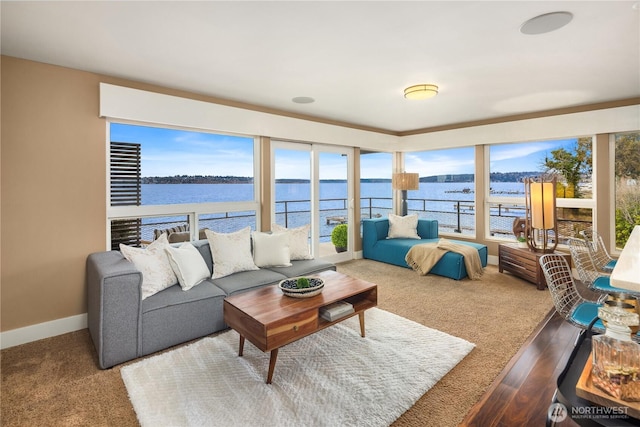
[317,148,352,262]
[272,141,353,261]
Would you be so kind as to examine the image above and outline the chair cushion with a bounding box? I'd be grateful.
[604,260,617,272]
[591,276,615,293]
[571,302,602,329]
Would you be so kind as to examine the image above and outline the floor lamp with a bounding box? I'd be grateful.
[392,172,419,216]
[524,176,558,253]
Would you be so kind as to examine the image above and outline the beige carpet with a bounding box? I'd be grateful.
[0,261,552,427]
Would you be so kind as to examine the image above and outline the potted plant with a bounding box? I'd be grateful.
[517,235,528,248]
[331,223,348,253]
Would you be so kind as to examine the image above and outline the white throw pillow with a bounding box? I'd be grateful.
[271,223,313,260]
[120,234,178,300]
[165,243,211,291]
[252,232,292,268]
[387,214,420,239]
[205,227,259,279]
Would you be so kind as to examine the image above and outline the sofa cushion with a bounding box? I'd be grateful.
[165,242,210,291]
[205,227,259,279]
[387,214,420,239]
[140,280,227,356]
[265,258,336,278]
[373,238,440,267]
[119,234,178,300]
[141,280,227,313]
[211,269,287,296]
[252,231,292,267]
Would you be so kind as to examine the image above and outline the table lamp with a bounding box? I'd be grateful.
[524,176,558,253]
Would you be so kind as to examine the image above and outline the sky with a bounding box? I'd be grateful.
[110,123,255,177]
[111,123,578,179]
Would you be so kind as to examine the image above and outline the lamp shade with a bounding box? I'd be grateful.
[392,172,419,191]
[524,177,558,253]
[529,181,556,229]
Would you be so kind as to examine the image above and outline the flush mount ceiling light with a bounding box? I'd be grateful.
[404,84,438,100]
[520,11,573,35]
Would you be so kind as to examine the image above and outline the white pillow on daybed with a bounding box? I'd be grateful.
[387,214,420,239]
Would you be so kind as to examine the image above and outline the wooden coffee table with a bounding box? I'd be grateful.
[223,269,378,384]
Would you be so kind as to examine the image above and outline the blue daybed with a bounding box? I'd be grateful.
[362,217,488,280]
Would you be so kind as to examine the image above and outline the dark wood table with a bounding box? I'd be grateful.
[499,243,570,290]
[223,270,378,384]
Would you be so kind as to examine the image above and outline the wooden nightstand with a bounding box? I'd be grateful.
[498,243,570,290]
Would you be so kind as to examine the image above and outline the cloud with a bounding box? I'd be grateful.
[490,142,557,162]
[405,149,475,176]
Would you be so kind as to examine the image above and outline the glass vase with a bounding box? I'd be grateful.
[591,306,640,402]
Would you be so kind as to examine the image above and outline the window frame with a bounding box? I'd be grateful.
[106,120,261,248]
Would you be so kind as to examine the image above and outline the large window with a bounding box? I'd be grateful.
[614,131,640,249]
[360,152,393,219]
[108,123,257,248]
[405,147,476,236]
[487,137,594,243]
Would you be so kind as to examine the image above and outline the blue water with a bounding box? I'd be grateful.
[137,181,525,241]
[142,181,524,205]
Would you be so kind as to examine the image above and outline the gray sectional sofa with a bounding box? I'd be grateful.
[86,239,335,369]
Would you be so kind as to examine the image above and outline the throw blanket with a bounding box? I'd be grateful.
[405,238,483,280]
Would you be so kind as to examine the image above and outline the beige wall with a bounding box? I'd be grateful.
[2,56,107,331]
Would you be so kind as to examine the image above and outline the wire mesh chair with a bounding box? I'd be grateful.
[566,237,616,297]
[539,254,605,334]
[580,229,617,273]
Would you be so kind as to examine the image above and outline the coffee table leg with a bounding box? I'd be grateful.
[359,312,366,337]
[266,348,279,384]
[238,335,245,357]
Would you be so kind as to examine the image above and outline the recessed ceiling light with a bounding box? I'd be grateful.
[520,11,573,35]
[292,96,315,104]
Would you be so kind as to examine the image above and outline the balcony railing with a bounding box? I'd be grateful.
[112,196,592,248]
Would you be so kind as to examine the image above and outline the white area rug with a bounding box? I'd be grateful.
[121,308,475,427]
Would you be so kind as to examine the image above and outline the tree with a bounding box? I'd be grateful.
[542,138,592,198]
[614,132,640,247]
[614,132,640,179]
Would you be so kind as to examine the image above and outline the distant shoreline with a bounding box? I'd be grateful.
[142,171,539,185]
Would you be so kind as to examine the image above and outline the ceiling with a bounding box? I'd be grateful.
[2,1,639,133]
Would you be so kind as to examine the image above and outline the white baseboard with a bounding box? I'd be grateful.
[0,313,88,350]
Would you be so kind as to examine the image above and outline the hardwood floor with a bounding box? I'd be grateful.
[461,308,582,427]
